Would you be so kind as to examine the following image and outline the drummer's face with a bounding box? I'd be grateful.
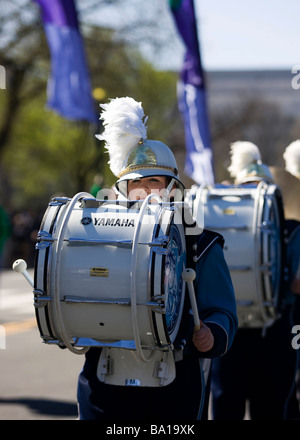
[127,176,169,201]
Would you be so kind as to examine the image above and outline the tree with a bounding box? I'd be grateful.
[3,63,179,211]
[209,98,296,182]
[0,0,181,211]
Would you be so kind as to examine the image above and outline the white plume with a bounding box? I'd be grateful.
[96,97,148,177]
[227,141,261,178]
[283,140,300,179]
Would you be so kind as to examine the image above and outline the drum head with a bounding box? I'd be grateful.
[149,207,186,347]
[164,223,186,337]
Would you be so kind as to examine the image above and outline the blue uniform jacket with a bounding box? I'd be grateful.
[77,229,238,420]
[175,229,238,358]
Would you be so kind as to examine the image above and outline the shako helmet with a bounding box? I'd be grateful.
[227,141,273,184]
[96,97,184,197]
[283,140,300,179]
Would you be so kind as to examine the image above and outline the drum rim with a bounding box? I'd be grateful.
[34,202,65,341]
[149,206,186,347]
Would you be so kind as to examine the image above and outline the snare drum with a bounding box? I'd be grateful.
[186,182,284,328]
[34,192,186,357]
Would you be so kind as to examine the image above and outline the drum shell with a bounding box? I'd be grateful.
[56,207,149,343]
[186,183,284,328]
[34,197,186,349]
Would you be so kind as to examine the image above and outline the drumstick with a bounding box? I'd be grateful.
[12,259,34,287]
[182,268,202,331]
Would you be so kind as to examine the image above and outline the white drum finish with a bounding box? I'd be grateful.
[34,193,186,354]
[186,182,284,328]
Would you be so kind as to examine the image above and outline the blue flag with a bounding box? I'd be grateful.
[170,0,214,185]
[34,0,97,123]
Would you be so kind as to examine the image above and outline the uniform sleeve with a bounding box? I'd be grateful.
[194,241,238,357]
[288,227,300,281]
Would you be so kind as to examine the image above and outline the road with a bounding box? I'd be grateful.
[0,268,84,420]
[0,268,250,421]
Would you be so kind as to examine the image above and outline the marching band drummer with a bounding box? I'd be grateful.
[76,97,238,420]
[210,141,296,420]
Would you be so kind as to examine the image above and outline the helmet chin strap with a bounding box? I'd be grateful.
[119,176,181,202]
[163,178,176,202]
[116,180,128,198]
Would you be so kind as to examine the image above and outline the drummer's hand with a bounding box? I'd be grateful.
[192,322,214,352]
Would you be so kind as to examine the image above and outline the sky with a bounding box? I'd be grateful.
[194,0,299,71]
[83,0,300,72]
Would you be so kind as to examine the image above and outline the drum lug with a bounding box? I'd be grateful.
[33,289,51,308]
[141,236,169,255]
[145,295,166,313]
[49,197,70,206]
[259,263,272,274]
[260,220,275,232]
[36,230,55,249]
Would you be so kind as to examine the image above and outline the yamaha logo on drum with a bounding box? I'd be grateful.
[81,217,92,225]
[94,217,135,227]
[81,215,135,227]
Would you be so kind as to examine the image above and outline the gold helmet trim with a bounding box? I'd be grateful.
[118,164,178,178]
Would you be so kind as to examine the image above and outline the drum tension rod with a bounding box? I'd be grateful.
[139,235,169,247]
[145,296,166,314]
[36,230,55,249]
[49,197,70,206]
[139,236,169,255]
[33,289,51,308]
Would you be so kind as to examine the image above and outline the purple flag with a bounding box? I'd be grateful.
[34,0,97,123]
[170,0,214,185]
